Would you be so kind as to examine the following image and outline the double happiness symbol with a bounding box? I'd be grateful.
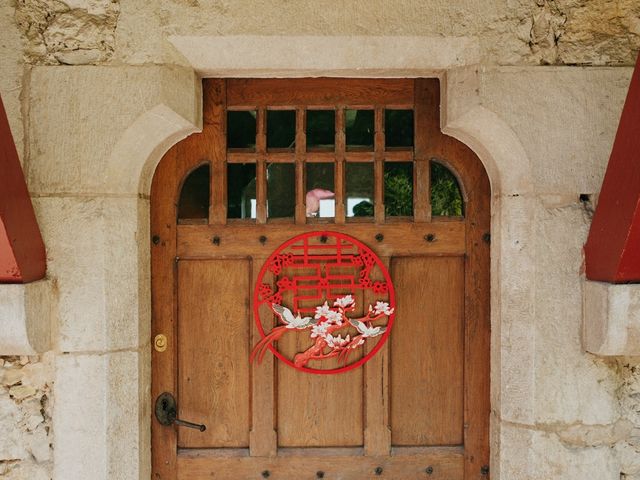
[251,231,396,374]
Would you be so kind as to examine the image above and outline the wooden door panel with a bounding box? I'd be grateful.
[276,266,364,447]
[390,256,465,446]
[152,78,490,480]
[178,259,251,448]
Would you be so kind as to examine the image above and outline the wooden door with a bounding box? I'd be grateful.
[151,78,490,480]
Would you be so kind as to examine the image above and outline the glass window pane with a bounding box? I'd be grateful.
[178,164,209,221]
[346,109,374,151]
[385,109,414,148]
[384,162,413,217]
[267,110,296,150]
[227,111,256,149]
[431,162,464,217]
[267,163,296,218]
[227,163,256,219]
[305,163,335,218]
[307,110,335,150]
[346,163,374,218]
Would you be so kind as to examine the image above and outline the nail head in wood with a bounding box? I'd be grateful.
[375,233,384,242]
[261,470,270,478]
[375,466,383,475]
[259,235,267,245]
[425,466,434,475]
[152,235,160,245]
[212,236,220,246]
[425,233,436,242]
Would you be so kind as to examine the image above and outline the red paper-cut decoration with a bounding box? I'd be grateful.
[251,231,396,374]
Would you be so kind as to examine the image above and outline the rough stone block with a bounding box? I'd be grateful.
[584,281,640,356]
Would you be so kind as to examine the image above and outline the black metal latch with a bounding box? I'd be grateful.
[155,392,206,432]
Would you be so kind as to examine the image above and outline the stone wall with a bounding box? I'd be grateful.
[0,355,53,480]
[0,1,639,479]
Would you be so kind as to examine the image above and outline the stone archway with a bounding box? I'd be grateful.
[79,37,534,480]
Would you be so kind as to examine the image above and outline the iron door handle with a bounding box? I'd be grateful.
[155,392,207,432]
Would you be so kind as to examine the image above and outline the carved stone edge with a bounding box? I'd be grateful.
[0,280,53,355]
[583,280,640,356]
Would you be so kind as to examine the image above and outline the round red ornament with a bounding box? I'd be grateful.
[251,231,396,374]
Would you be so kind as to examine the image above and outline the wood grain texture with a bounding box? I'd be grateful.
[390,256,464,446]
[151,141,179,480]
[276,266,364,448]
[152,78,490,480]
[177,222,465,258]
[178,448,463,479]
[177,259,251,448]
[364,257,392,456]
[415,79,491,478]
[250,258,277,457]
[227,78,414,107]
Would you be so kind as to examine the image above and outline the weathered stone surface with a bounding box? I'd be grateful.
[0,1,26,164]
[27,65,200,195]
[0,354,53,479]
[480,66,634,195]
[584,282,640,356]
[534,201,619,424]
[32,196,146,352]
[15,0,120,65]
[113,0,640,67]
[0,281,53,355]
[54,350,148,480]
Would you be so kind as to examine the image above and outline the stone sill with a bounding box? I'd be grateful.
[583,280,640,356]
[0,280,53,354]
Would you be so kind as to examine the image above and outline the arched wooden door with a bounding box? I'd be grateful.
[151,78,490,480]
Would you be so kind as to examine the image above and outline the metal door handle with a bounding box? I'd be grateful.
[155,392,206,432]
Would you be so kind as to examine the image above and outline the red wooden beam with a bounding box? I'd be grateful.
[585,52,640,283]
[0,95,46,283]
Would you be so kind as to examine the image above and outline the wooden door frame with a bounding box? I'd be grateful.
[150,78,490,479]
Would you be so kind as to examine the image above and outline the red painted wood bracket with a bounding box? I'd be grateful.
[585,52,640,283]
[0,95,46,283]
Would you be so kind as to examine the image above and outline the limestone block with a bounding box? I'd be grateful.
[495,195,537,425]
[14,0,119,65]
[498,423,534,480]
[534,203,618,424]
[107,347,150,479]
[479,67,634,194]
[54,350,147,480]
[53,354,107,479]
[583,281,640,356]
[0,281,53,355]
[33,196,147,352]
[0,354,53,477]
[168,35,480,77]
[28,65,200,196]
[529,430,619,480]
[0,1,26,164]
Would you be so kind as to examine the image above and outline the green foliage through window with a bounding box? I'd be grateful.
[384,162,413,217]
[431,162,463,216]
